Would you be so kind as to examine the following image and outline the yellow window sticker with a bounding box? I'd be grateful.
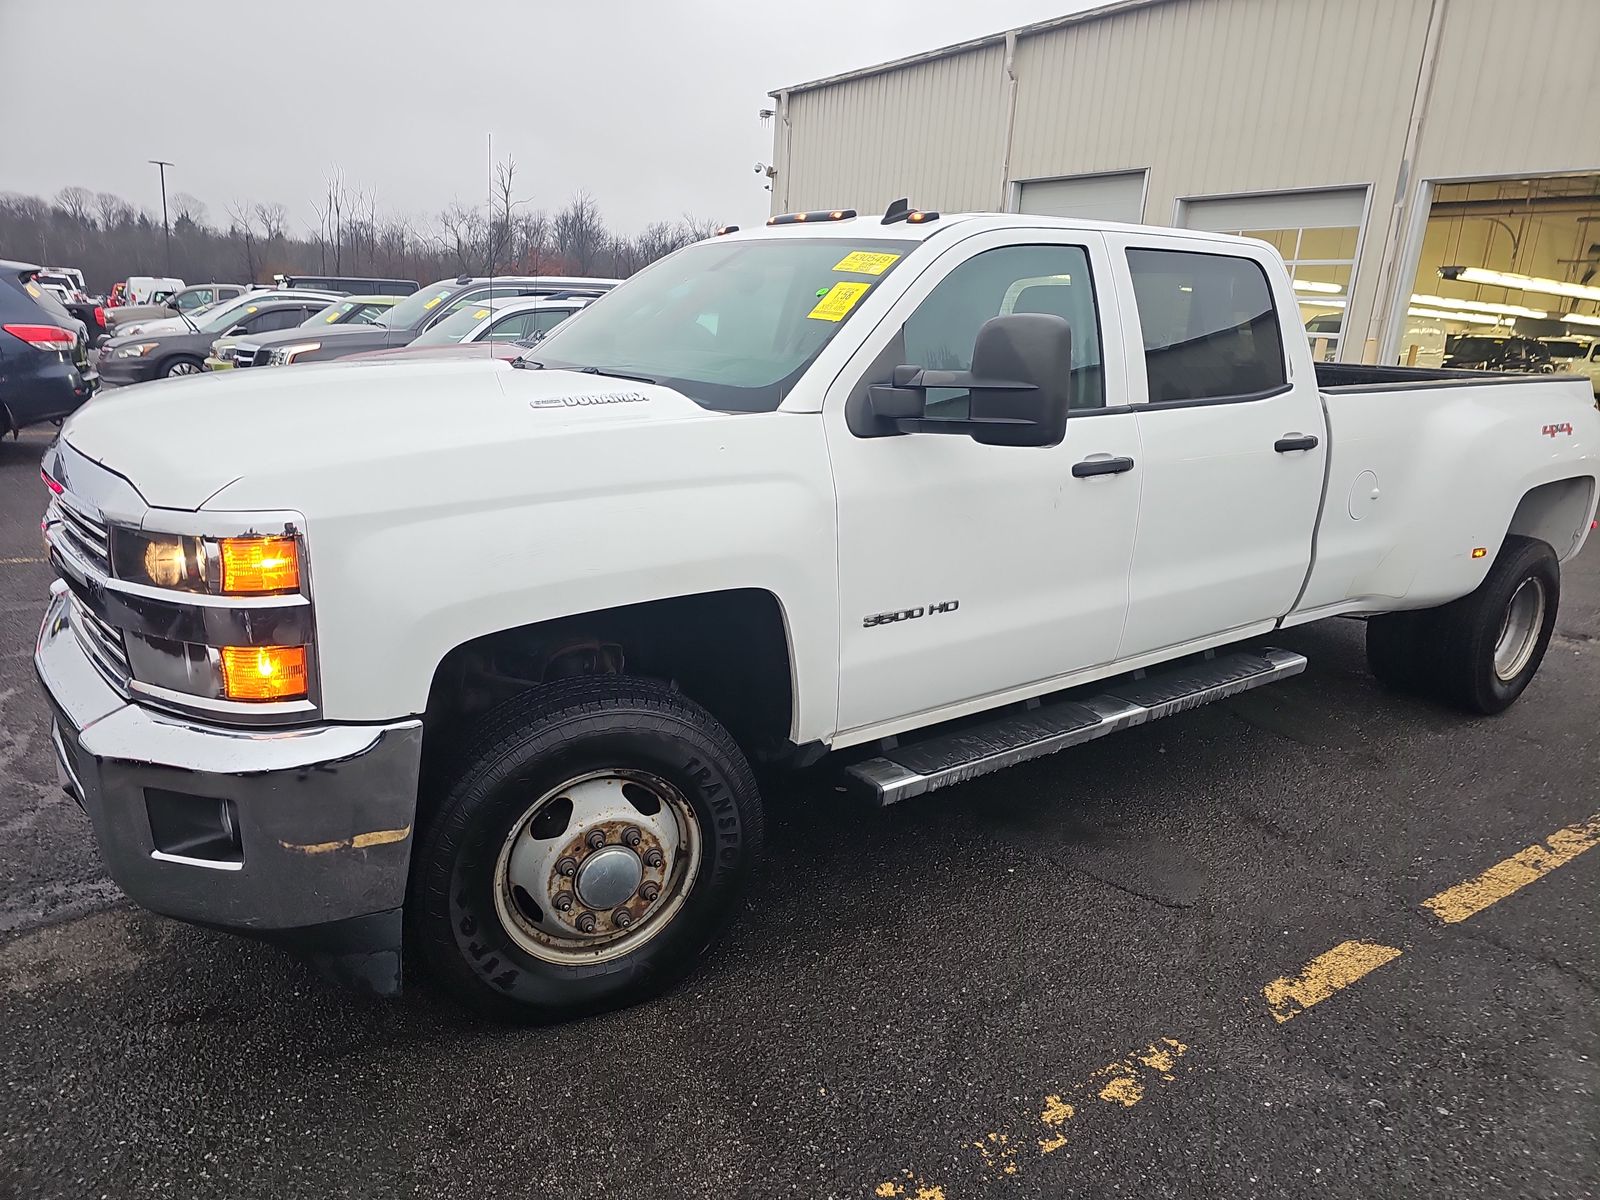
[325,311,342,323]
[832,251,900,276]
[423,291,450,310]
[473,308,490,319]
[807,281,871,322]
[246,305,258,313]
[25,282,42,298]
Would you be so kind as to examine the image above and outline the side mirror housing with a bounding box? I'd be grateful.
[967,313,1072,447]
[224,324,247,337]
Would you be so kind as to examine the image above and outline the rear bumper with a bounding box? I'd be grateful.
[1,356,95,429]
[34,584,422,994]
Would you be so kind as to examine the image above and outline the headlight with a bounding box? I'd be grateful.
[268,341,321,365]
[114,341,159,358]
[111,530,302,595]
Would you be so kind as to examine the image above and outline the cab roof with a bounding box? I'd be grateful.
[726,209,1257,248]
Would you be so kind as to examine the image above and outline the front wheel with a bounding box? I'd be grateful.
[161,356,202,378]
[1413,535,1561,715]
[411,676,763,1021]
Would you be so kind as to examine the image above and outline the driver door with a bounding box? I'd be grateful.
[823,229,1142,739]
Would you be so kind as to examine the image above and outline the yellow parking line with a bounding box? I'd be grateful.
[1262,940,1403,1023]
[0,556,45,565]
[1422,812,1600,924]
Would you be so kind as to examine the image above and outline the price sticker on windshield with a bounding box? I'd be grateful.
[807,281,871,322]
[423,291,450,310]
[832,251,899,276]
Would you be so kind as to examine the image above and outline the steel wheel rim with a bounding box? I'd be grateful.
[166,361,200,376]
[492,769,702,965]
[1493,577,1545,682]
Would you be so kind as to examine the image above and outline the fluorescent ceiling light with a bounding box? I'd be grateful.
[1438,265,1600,303]
[1292,280,1344,294]
[1562,312,1600,328]
[1298,297,1346,308]
[1408,306,1505,326]
[1410,293,1547,319]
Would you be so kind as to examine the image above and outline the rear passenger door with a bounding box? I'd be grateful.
[1106,238,1328,658]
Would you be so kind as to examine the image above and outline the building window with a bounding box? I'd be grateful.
[1126,248,1287,403]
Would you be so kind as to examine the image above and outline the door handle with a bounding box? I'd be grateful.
[1072,455,1135,478]
[1274,434,1320,453]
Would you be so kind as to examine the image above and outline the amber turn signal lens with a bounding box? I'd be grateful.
[220,645,309,702]
[219,536,301,593]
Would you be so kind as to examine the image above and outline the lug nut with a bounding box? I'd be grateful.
[639,882,660,902]
[556,857,578,878]
[553,892,575,912]
[585,830,606,850]
[643,848,664,869]
[575,911,597,934]
[612,909,633,928]
[621,827,642,848]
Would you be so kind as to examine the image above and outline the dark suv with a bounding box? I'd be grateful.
[0,260,97,436]
[1442,334,1555,373]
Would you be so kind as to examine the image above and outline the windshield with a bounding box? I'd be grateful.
[410,303,497,347]
[378,284,458,329]
[197,295,271,333]
[528,236,909,412]
[1447,337,1506,362]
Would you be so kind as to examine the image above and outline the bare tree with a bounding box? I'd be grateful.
[55,186,95,227]
[94,191,133,230]
[310,169,348,272]
[228,200,260,281]
[170,192,207,230]
[553,192,605,274]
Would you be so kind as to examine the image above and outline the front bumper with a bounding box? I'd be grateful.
[34,584,422,993]
[94,354,160,386]
[202,356,234,371]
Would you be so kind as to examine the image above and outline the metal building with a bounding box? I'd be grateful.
[767,0,1600,371]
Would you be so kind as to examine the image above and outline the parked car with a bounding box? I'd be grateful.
[121,276,184,305]
[212,295,404,370]
[111,287,339,340]
[269,273,421,295]
[384,295,589,350]
[1539,336,1600,398]
[34,212,1600,1018]
[0,259,96,434]
[106,282,247,335]
[97,294,335,384]
[240,275,617,366]
[1442,334,1554,372]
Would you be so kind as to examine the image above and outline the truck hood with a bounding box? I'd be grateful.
[61,357,719,510]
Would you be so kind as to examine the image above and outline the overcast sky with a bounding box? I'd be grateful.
[0,0,1098,235]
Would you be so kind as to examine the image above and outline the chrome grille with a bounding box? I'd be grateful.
[51,494,111,575]
[233,343,262,368]
[69,594,130,685]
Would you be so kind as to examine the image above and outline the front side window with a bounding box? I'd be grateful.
[898,244,1105,417]
[178,289,212,310]
[1127,248,1287,403]
[530,237,908,412]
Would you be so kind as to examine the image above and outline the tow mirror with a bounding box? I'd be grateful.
[863,314,1072,447]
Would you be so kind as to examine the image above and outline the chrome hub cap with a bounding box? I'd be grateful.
[493,770,701,964]
[1493,577,1546,682]
[167,361,200,376]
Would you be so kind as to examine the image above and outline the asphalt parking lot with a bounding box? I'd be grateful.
[1,423,1596,1200]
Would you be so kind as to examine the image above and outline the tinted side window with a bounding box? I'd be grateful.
[1126,249,1286,403]
[251,308,306,333]
[901,244,1105,416]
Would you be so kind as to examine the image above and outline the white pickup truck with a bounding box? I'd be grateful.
[35,205,1599,1021]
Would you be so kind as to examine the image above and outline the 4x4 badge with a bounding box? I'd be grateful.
[1542,422,1574,437]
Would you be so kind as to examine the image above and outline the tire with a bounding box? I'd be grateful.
[160,356,203,378]
[1413,535,1560,715]
[410,675,763,1022]
[1365,610,1425,693]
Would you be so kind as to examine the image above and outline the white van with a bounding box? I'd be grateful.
[123,275,185,305]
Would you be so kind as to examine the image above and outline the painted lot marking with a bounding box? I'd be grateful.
[1421,812,1600,924]
[0,557,45,565]
[865,811,1600,1197]
[1262,940,1403,1024]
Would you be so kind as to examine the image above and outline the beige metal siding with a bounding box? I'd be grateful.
[1414,0,1600,180]
[777,44,1010,215]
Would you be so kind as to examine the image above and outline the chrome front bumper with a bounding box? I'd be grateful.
[34,584,422,986]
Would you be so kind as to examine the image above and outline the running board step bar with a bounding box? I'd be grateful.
[844,648,1307,806]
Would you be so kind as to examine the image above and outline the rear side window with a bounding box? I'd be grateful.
[1126,249,1286,403]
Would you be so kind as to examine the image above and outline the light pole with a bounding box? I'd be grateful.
[148,159,173,274]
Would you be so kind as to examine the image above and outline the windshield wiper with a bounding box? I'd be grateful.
[180,313,199,332]
[579,365,658,385]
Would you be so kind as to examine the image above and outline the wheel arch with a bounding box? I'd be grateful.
[418,586,800,788]
[1506,476,1596,562]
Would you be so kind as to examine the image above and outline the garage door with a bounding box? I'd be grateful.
[1016,171,1147,223]
[1181,188,1368,362]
